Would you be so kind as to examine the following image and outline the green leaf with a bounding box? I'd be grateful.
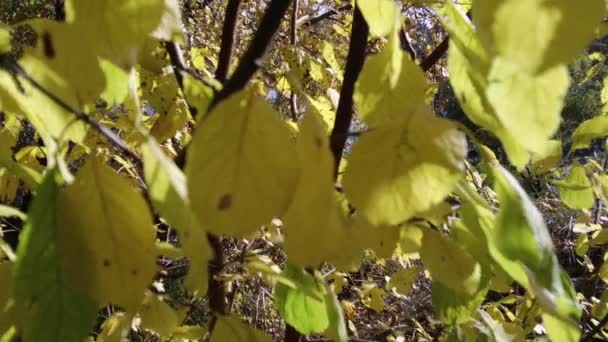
[14,172,97,342]
[143,138,211,297]
[554,163,594,210]
[186,88,298,237]
[0,262,14,333]
[58,156,157,310]
[432,281,487,325]
[210,316,271,342]
[323,281,348,342]
[571,115,608,151]
[274,265,329,335]
[491,165,580,320]
[420,228,482,296]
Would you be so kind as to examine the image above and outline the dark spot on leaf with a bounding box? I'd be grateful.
[42,31,55,59]
[103,259,111,267]
[218,193,232,210]
[191,107,198,116]
[131,269,138,276]
[314,136,322,147]
[461,93,467,104]
[141,82,147,87]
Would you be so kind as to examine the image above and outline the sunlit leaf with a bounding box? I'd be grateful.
[58,156,157,310]
[187,88,298,237]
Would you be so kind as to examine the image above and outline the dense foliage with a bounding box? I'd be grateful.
[1,0,608,341]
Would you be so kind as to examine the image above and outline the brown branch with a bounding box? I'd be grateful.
[583,313,608,341]
[301,4,353,27]
[212,0,294,109]
[289,0,299,121]
[215,0,242,83]
[329,5,369,176]
[164,41,186,90]
[420,36,449,72]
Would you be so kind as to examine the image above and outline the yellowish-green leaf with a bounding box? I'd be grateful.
[420,228,482,297]
[0,262,14,333]
[66,0,168,65]
[210,316,271,342]
[492,165,580,320]
[485,58,568,155]
[542,313,580,342]
[387,267,419,296]
[97,313,133,342]
[0,26,10,54]
[571,115,608,151]
[360,282,385,313]
[575,234,589,257]
[554,163,595,210]
[0,55,87,143]
[274,265,329,335]
[58,156,157,309]
[0,205,25,220]
[357,0,400,37]
[343,106,466,225]
[476,0,603,73]
[14,173,98,342]
[139,292,179,338]
[530,140,562,175]
[320,41,343,82]
[187,88,297,237]
[355,32,425,127]
[143,138,211,297]
[283,112,351,268]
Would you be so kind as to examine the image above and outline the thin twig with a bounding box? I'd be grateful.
[583,313,608,341]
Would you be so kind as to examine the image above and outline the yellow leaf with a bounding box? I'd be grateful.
[187,88,298,237]
[58,156,157,310]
